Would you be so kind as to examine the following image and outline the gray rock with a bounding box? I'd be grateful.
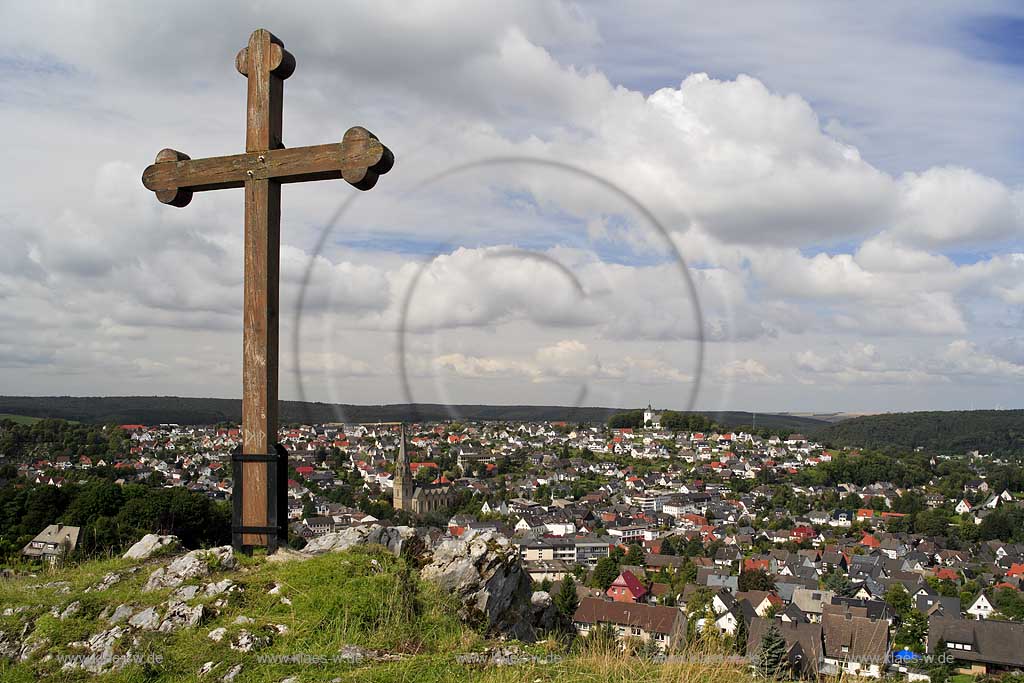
[199,661,217,676]
[59,600,81,620]
[205,579,235,596]
[0,630,20,660]
[266,547,308,563]
[159,601,205,632]
[86,571,122,593]
[302,524,426,557]
[108,604,134,625]
[230,629,271,652]
[336,644,367,663]
[207,627,227,642]
[19,636,49,662]
[128,607,161,631]
[232,615,253,625]
[334,644,406,663]
[222,663,243,682]
[420,531,535,641]
[124,534,179,560]
[144,546,235,591]
[530,590,561,632]
[63,626,125,673]
[171,584,201,601]
[41,580,71,594]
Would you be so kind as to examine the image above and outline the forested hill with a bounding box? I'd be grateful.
[816,410,1024,455]
[0,395,828,431]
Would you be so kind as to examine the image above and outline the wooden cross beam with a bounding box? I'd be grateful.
[141,29,393,550]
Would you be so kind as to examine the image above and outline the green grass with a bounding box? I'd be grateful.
[0,546,484,682]
[0,413,80,424]
[0,547,755,683]
[0,413,45,424]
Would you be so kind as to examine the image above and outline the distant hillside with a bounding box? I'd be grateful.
[816,409,1024,455]
[0,396,829,431]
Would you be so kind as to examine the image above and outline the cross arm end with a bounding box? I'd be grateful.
[143,149,194,207]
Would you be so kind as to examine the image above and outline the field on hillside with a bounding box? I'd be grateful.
[0,414,46,425]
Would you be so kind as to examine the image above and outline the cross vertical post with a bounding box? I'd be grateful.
[237,29,291,548]
[141,28,394,553]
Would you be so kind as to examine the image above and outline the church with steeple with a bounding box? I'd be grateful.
[392,423,456,515]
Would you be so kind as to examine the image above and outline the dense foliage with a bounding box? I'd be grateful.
[799,452,934,489]
[659,411,719,433]
[607,410,645,429]
[0,418,130,459]
[0,479,230,562]
[817,410,1024,456]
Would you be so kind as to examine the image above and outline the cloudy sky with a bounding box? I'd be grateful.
[2,2,1024,414]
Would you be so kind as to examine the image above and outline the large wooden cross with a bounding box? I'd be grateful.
[142,29,393,551]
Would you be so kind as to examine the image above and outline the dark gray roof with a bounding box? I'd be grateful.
[928,617,1024,668]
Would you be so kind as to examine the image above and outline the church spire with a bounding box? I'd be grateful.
[392,422,413,511]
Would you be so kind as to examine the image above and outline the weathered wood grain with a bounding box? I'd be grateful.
[241,177,280,546]
[140,27,394,550]
[141,135,393,194]
[240,29,285,548]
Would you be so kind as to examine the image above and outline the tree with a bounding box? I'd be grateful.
[915,508,950,537]
[607,411,644,429]
[678,559,697,585]
[660,411,717,433]
[685,587,715,619]
[624,543,644,566]
[61,480,124,526]
[754,620,790,679]
[414,465,436,484]
[739,568,776,593]
[554,575,580,619]
[823,570,856,597]
[532,484,550,503]
[897,609,928,653]
[884,584,912,620]
[592,556,620,591]
[992,587,1024,621]
[886,515,912,533]
[734,613,749,655]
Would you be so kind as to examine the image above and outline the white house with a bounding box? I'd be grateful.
[967,594,995,620]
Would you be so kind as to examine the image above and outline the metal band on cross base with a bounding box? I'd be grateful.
[231,443,289,554]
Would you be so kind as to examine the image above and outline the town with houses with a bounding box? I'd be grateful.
[9,406,1024,680]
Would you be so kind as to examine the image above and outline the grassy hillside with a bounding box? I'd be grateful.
[0,414,47,425]
[816,409,1024,455]
[0,396,829,432]
[0,547,749,683]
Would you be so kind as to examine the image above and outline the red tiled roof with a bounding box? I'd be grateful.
[609,570,647,598]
